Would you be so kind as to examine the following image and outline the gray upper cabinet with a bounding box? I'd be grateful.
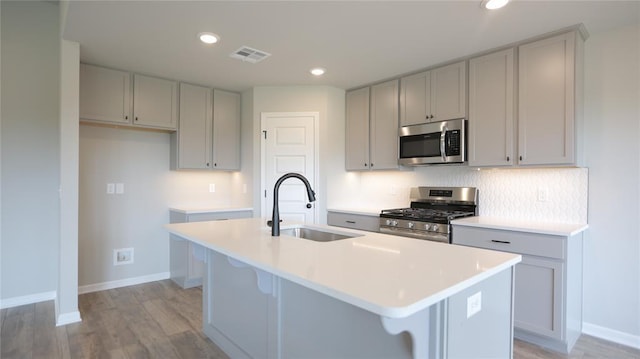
[518,31,582,166]
[345,81,400,171]
[212,90,241,170]
[172,86,241,171]
[175,83,213,169]
[133,74,178,130]
[369,79,400,170]
[345,87,370,171]
[79,63,131,124]
[80,64,178,131]
[468,48,516,167]
[400,61,466,126]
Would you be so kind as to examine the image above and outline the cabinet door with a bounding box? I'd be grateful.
[514,256,564,339]
[431,61,466,122]
[468,49,515,166]
[370,80,399,170]
[212,90,241,170]
[400,71,431,126]
[79,64,131,124]
[177,83,212,169]
[133,74,178,130]
[345,87,370,170]
[518,32,576,165]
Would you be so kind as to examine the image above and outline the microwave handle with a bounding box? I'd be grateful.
[440,125,448,161]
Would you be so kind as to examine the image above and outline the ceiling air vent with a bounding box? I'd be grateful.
[230,46,271,64]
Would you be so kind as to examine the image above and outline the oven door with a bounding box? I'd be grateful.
[379,226,450,243]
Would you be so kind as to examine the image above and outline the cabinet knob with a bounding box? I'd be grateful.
[506,156,510,162]
[214,163,217,167]
[135,117,138,121]
[519,155,523,161]
[429,114,434,119]
[306,203,312,209]
[364,163,368,167]
[370,163,374,168]
[206,163,210,167]
[125,115,128,120]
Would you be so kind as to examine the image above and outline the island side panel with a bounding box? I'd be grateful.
[444,267,515,359]
[202,250,273,359]
[279,279,414,359]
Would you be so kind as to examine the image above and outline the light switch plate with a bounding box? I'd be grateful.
[107,183,115,194]
[116,183,124,194]
[209,183,216,193]
[467,291,482,319]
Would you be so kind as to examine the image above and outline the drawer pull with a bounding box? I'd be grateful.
[346,220,356,224]
[491,240,511,244]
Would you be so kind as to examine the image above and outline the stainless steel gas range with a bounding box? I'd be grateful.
[379,187,478,243]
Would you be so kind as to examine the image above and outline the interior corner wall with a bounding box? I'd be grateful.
[582,22,640,341]
[1,1,61,300]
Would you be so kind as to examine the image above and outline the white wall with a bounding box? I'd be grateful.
[1,1,61,300]
[248,86,345,223]
[582,23,639,343]
[78,125,250,288]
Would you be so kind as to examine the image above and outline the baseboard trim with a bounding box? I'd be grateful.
[583,322,640,350]
[78,272,171,294]
[0,291,56,310]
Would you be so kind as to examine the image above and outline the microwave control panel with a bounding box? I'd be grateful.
[446,130,461,156]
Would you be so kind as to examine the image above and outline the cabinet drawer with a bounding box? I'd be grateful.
[327,212,379,232]
[188,210,253,222]
[452,226,565,259]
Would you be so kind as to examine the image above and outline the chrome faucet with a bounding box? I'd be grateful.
[270,173,316,236]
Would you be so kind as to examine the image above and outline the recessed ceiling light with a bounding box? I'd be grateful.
[198,32,220,44]
[310,68,326,76]
[481,0,509,10]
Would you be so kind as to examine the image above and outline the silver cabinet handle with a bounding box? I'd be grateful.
[346,220,356,224]
[491,240,511,244]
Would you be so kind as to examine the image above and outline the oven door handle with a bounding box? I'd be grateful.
[440,125,448,161]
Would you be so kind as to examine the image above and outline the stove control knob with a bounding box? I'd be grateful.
[408,222,414,229]
[385,219,392,226]
[432,224,440,231]
[424,224,431,231]
[392,220,399,226]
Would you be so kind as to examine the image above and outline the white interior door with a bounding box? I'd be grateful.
[261,112,318,224]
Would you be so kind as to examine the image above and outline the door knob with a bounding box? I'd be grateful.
[306,203,312,209]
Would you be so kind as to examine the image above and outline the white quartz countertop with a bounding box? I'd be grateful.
[451,216,588,237]
[169,207,253,215]
[165,218,520,319]
[327,208,382,216]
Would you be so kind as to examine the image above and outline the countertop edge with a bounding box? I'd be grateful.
[169,207,253,215]
[327,208,381,216]
[451,217,589,237]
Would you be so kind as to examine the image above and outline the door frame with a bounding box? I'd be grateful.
[260,112,320,223]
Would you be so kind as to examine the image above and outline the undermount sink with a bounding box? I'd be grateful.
[279,226,360,242]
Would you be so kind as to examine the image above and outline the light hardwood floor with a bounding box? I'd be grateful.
[1,280,638,359]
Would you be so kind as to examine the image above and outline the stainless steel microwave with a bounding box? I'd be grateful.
[398,118,466,165]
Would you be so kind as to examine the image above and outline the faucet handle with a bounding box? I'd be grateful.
[267,219,282,227]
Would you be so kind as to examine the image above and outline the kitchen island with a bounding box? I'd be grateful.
[165,218,521,359]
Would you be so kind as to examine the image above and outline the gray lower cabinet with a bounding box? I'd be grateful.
[451,225,583,354]
[327,210,380,232]
[169,209,252,288]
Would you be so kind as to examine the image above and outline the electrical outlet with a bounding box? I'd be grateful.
[107,183,115,194]
[209,183,216,193]
[537,187,549,202]
[467,291,482,319]
[114,248,134,266]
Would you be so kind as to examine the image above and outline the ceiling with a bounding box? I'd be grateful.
[63,1,640,92]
